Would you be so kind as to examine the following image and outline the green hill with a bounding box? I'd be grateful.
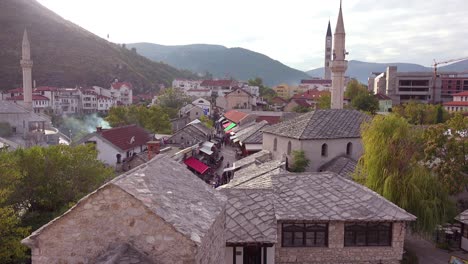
[127,43,312,87]
[0,0,195,93]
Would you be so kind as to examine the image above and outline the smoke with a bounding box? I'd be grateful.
[60,113,111,141]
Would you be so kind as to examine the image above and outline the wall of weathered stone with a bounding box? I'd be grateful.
[28,184,198,264]
[275,221,406,264]
[195,207,226,263]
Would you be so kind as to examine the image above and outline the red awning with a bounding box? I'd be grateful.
[184,157,210,174]
[222,122,232,128]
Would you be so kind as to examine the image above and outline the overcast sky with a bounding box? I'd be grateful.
[36,0,468,71]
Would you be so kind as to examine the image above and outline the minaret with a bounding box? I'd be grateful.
[324,20,332,80]
[21,29,33,111]
[330,0,348,109]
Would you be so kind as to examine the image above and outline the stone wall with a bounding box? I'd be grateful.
[275,221,406,264]
[28,184,198,264]
[195,207,226,263]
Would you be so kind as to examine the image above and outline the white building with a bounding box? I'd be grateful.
[172,79,202,91]
[97,95,114,113]
[80,88,98,114]
[192,97,212,116]
[77,125,152,166]
[444,91,468,112]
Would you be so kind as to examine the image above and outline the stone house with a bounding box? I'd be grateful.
[221,169,416,264]
[179,103,206,121]
[167,122,212,147]
[22,155,227,264]
[76,125,153,166]
[262,109,370,172]
[192,97,212,116]
[225,88,256,111]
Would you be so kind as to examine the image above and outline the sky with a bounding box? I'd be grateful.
[36,0,468,71]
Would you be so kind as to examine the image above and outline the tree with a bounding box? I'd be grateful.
[351,92,379,113]
[422,114,468,194]
[317,94,331,109]
[345,79,368,101]
[290,150,310,172]
[0,206,29,263]
[106,105,172,134]
[158,88,191,109]
[200,115,214,129]
[248,77,276,99]
[0,145,114,229]
[355,115,455,233]
[393,101,450,125]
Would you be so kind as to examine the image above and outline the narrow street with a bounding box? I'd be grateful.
[405,235,468,263]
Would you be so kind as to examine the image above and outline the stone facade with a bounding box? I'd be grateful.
[225,89,254,110]
[195,211,226,264]
[263,133,363,172]
[26,185,199,264]
[275,222,406,264]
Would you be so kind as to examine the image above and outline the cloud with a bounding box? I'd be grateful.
[36,0,468,71]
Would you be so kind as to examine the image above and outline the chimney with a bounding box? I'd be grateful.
[96,127,103,132]
[147,140,160,160]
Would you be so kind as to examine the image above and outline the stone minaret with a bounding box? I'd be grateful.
[21,29,33,111]
[330,0,348,109]
[324,20,332,80]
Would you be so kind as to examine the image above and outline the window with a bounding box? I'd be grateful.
[282,223,328,247]
[321,143,328,157]
[346,142,353,156]
[344,223,392,247]
[287,141,292,155]
[273,138,277,151]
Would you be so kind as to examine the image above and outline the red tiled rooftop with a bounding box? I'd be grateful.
[292,89,329,100]
[256,116,281,125]
[453,91,468,97]
[6,95,49,101]
[224,110,249,123]
[443,101,468,107]
[271,96,288,104]
[6,88,23,93]
[200,79,237,87]
[292,99,312,107]
[35,86,59,92]
[98,125,152,151]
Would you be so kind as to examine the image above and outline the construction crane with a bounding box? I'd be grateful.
[432,57,468,103]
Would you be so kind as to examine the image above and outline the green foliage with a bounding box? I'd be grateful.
[106,105,172,134]
[345,79,368,101]
[0,122,12,137]
[317,94,331,109]
[0,206,30,264]
[393,101,450,125]
[200,115,214,128]
[351,92,379,113]
[422,114,468,194]
[158,88,192,109]
[290,150,310,172]
[355,115,455,234]
[292,105,312,113]
[248,77,276,100]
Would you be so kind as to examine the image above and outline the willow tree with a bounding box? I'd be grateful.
[355,114,455,233]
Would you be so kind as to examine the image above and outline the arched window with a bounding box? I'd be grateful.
[287,141,292,155]
[346,142,353,156]
[321,143,328,157]
[274,138,277,151]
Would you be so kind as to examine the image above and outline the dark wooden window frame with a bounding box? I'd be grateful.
[344,222,392,247]
[282,223,328,247]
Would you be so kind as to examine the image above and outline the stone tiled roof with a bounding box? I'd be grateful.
[112,156,226,244]
[456,210,468,225]
[0,101,30,113]
[236,120,268,143]
[191,122,212,136]
[318,155,357,179]
[244,126,268,144]
[220,160,284,190]
[223,189,277,244]
[232,150,272,169]
[272,172,416,222]
[263,109,371,140]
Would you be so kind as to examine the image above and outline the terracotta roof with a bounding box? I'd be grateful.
[453,91,468,96]
[263,109,371,140]
[291,99,312,108]
[224,110,250,124]
[444,101,468,107]
[256,116,281,125]
[111,82,133,90]
[97,125,152,151]
[200,80,237,87]
[6,95,50,101]
[291,89,329,100]
[301,79,332,85]
[271,97,288,104]
[6,87,23,93]
[375,93,392,100]
[35,86,58,92]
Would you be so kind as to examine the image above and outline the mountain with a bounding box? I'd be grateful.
[307,60,468,84]
[126,43,312,87]
[0,0,195,93]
